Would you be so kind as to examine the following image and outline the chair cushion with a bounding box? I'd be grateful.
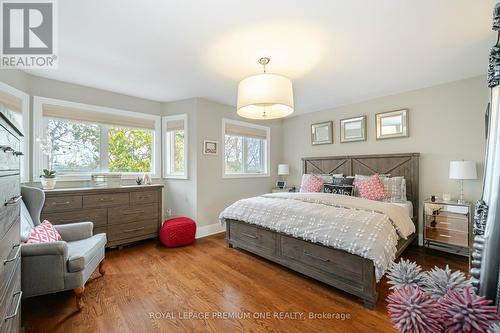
[20,200,35,242]
[67,233,106,273]
[26,221,62,244]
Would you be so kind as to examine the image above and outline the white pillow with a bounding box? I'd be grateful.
[20,201,35,242]
[354,174,406,202]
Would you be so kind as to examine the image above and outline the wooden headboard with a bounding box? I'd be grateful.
[302,153,420,222]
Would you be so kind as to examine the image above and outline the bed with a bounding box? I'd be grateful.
[221,153,419,309]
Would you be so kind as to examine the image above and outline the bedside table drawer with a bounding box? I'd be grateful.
[425,215,468,232]
[425,227,468,247]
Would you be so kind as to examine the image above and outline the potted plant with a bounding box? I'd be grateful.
[40,169,57,189]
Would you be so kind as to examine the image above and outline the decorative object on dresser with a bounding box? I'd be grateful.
[40,184,163,248]
[91,173,122,187]
[375,109,408,140]
[449,160,477,204]
[39,168,56,190]
[311,121,333,145]
[277,164,289,188]
[203,140,218,155]
[423,198,471,256]
[225,153,419,309]
[0,110,23,333]
[340,116,366,143]
[20,186,106,311]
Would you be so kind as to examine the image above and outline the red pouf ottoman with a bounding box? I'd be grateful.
[160,217,196,247]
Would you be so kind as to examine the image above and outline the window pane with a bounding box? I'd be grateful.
[47,119,100,173]
[108,127,153,172]
[224,135,243,173]
[245,137,264,173]
[173,130,185,173]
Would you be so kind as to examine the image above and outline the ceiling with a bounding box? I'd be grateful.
[28,0,497,115]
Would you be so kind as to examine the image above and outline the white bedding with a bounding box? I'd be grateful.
[390,200,414,218]
[220,193,415,280]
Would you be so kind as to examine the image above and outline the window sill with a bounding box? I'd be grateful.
[222,173,270,179]
[164,175,188,180]
[33,173,159,182]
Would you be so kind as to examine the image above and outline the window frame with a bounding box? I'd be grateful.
[0,82,30,182]
[33,96,161,181]
[162,114,188,179]
[222,118,270,179]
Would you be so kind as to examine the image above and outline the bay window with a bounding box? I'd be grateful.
[163,114,188,179]
[33,97,161,179]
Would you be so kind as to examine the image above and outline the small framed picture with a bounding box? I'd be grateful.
[340,116,366,143]
[311,121,333,145]
[203,140,218,155]
[376,109,409,140]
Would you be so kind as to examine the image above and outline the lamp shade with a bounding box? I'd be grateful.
[449,160,477,180]
[278,164,290,176]
[237,73,294,120]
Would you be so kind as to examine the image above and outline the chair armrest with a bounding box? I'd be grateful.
[21,241,68,258]
[54,222,94,242]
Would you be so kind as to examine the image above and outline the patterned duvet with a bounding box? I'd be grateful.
[219,192,415,280]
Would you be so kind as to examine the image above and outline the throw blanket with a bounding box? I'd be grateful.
[219,193,415,280]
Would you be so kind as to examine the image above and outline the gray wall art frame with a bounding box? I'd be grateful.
[340,116,366,143]
[375,109,409,140]
[311,121,333,145]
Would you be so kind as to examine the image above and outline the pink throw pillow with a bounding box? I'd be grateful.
[300,174,324,192]
[354,174,389,200]
[26,220,62,244]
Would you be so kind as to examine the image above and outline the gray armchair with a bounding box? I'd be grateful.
[20,186,107,310]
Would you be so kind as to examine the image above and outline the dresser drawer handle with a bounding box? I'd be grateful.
[4,291,22,321]
[5,195,22,206]
[4,244,21,264]
[241,232,258,239]
[123,210,145,215]
[438,234,452,238]
[0,145,14,153]
[303,250,330,262]
[52,201,71,206]
[12,151,23,156]
[99,198,115,202]
[123,227,145,233]
[58,218,88,223]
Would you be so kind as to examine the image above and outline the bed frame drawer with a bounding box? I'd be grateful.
[280,236,364,279]
[230,221,276,256]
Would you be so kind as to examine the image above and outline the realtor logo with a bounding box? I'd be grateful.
[1,0,57,68]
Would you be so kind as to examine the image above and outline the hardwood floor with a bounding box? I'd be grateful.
[22,233,468,333]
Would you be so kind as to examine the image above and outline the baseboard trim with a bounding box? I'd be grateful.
[196,223,225,239]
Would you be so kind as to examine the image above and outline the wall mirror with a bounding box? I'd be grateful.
[340,116,366,143]
[375,109,408,139]
[311,121,333,145]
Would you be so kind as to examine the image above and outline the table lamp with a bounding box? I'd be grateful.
[277,164,289,189]
[449,160,477,204]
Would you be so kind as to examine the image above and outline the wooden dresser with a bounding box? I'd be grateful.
[41,185,163,248]
[0,111,23,333]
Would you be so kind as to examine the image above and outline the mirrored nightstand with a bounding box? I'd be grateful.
[423,198,472,256]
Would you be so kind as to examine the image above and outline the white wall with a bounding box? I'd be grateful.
[282,75,489,239]
[162,97,282,234]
